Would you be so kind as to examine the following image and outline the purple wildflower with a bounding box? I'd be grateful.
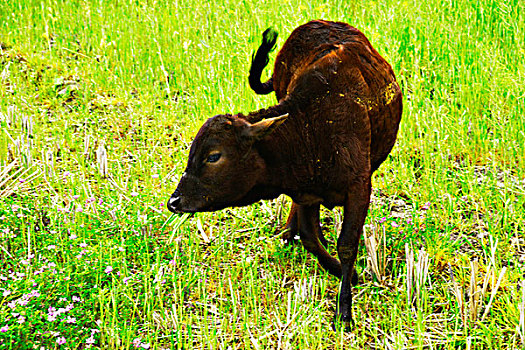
[133,338,142,347]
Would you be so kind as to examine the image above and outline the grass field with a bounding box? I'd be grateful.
[1,0,524,348]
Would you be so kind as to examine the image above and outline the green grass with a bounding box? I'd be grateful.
[0,0,524,348]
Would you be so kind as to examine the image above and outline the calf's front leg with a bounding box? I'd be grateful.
[335,179,371,329]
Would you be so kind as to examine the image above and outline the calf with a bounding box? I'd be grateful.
[167,20,402,328]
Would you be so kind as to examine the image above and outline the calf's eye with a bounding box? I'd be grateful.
[206,153,221,163]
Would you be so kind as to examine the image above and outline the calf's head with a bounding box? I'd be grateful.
[167,113,288,213]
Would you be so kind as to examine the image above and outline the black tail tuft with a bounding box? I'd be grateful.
[249,27,278,95]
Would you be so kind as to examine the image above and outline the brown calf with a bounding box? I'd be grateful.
[167,20,402,328]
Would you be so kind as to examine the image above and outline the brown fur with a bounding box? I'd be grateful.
[167,20,402,328]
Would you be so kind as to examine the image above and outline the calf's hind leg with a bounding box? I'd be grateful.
[297,203,342,277]
[285,202,359,285]
[283,202,329,247]
[281,202,299,244]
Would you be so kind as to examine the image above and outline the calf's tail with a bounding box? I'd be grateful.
[249,27,278,95]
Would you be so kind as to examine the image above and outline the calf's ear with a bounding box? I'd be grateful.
[242,113,289,140]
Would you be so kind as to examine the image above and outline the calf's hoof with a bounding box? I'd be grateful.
[331,316,354,332]
[280,228,299,246]
[332,309,354,332]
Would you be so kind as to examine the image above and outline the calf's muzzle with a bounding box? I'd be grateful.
[166,195,182,213]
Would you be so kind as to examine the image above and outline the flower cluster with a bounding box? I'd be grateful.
[6,289,41,309]
[133,337,151,349]
[0,190,169,348]
[46,303,75,322]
